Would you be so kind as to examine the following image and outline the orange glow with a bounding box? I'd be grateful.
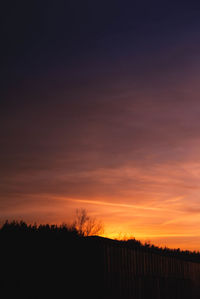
[3,185,199,251]
[63,195,200,251]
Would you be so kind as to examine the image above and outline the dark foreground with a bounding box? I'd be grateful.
[1,224,200,299]
[1,225,103,299]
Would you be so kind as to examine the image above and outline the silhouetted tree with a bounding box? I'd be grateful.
[73,208,104,236]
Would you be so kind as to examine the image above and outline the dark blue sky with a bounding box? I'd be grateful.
[2,1,200,84]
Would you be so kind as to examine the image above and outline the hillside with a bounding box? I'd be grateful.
[1,221,200,299]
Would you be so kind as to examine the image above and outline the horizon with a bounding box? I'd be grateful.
[2,1,200,251]
[1,213,199,252]
[2,218,200,255]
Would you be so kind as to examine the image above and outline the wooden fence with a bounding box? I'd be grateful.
[89,238,200,299]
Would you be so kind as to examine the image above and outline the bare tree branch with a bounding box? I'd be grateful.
[73,209,104,236]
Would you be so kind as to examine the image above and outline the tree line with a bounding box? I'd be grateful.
[1,208,200,263]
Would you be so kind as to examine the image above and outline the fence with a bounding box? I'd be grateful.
[89,238,200,299]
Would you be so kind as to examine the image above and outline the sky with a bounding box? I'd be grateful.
[1,1,200,250]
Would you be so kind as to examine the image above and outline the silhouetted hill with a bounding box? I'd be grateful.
[1,221,200,299]
[90,236,200,263]
[1,221,200,262]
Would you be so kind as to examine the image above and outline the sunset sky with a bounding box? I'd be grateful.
[2,1,200,250]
